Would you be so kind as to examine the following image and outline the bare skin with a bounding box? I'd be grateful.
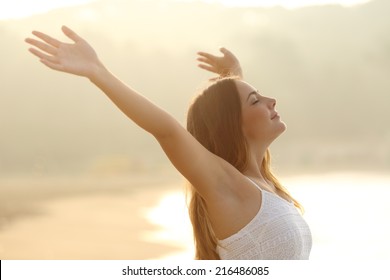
[25,26,286,239]
[197,47,243,78]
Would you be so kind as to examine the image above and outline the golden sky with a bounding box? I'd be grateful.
[0,0,371,20]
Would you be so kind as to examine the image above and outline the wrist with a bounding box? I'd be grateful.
[231,66,243,79]
[223,66,243,79]
[88,60,109,84]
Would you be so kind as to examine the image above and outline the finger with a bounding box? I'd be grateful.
[219,47,232,56]
[62,25,82,43]
[25,38,57,55]
[40,59,65,72]
[197,56,214,65]
[28,48,58,64]
[198,63,218,74]
[197,51,219,61]
[208,76,222,82]
[31,31,61,48]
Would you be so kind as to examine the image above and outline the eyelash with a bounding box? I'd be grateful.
[252,100,259,105]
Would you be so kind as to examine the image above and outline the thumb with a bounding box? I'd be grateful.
[62,25,82,42]
[219,47,231,56]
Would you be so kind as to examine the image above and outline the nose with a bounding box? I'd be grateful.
[267,97,276,108]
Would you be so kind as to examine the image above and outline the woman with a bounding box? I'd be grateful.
[25,26,312,260]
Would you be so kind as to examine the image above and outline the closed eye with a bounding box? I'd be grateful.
[247,90,261,105]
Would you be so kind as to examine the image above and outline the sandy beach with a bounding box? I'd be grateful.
[0,174,190,260]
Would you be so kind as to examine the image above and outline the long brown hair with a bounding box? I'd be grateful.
[186,77,302,260]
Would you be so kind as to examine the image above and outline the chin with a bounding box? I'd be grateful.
[272,123,286,141]
[277,121,287,134]
[281,121,287,132]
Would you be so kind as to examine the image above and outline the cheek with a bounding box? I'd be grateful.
[242,108,286,140]
[241,109,269,138]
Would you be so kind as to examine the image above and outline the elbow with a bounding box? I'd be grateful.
[153,116,183,141]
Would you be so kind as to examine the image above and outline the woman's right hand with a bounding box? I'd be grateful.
[25,26,102,80]
[197,47,243,78]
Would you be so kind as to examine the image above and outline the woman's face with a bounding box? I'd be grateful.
[235,80,286,144]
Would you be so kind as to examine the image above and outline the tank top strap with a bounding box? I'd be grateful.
[246,176,294,205]
[245,176,263,192]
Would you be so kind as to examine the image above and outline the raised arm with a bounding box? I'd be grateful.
[25,26,238,199]
[197,47,243,79]
[25,26,174,138]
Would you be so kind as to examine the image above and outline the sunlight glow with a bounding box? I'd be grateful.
[0,0,96,20]
[0,0,372,20]
[177,0,371,9]
[146,173,390,260]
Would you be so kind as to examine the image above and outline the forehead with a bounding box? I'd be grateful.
[234,80,257,102]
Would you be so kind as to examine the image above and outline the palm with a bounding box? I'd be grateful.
[56,41,97,76]
[25,26,99,78]
[197,47,242,78]
[216,55,237,74]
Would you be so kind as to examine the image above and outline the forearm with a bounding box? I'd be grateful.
[26,27,180,139]
[89,63,178,139]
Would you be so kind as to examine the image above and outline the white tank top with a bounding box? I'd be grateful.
[216,177,312,260]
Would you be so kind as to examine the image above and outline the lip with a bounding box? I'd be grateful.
[271,113,279,120]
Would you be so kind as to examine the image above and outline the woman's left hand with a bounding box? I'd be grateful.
[197,47,243,78]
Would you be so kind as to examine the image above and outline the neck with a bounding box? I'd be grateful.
[243,144,268,182]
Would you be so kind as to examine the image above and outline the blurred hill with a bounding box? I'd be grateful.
[0,0,389,176]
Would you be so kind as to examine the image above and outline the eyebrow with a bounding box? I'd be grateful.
[246,90,258,102]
